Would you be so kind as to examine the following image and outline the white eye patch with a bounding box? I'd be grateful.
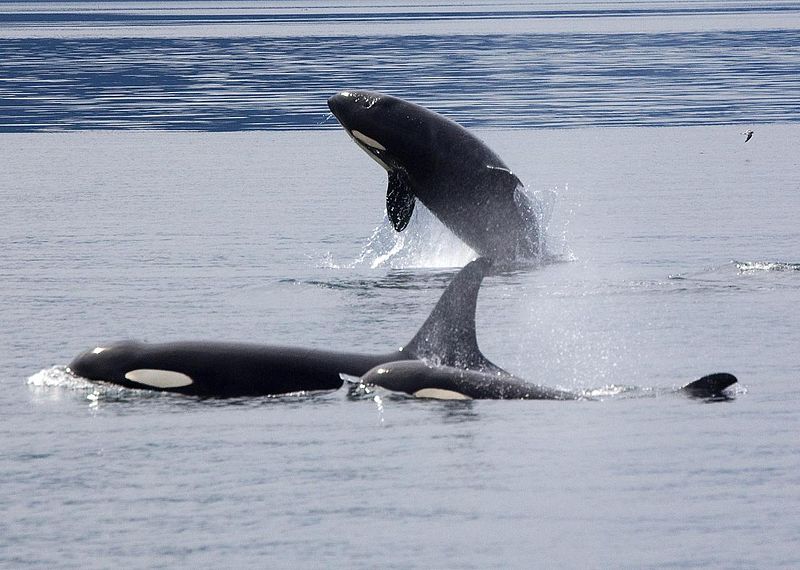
[413,388,471,400]
[351,130,387,151]
[124,369,194,388]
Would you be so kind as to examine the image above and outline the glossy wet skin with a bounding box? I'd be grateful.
[327,90,437,174]
[328,90,540,260]
[68,258,498,397]
[68,340,391,396]
[359,361,738,401]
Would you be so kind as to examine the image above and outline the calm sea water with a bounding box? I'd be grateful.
[2,1,800,130]
[2,2,800,568]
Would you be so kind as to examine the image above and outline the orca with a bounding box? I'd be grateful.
[327,90,540,262]
[680,373,739,399]
[68,258,498,397]
[355,361,738,401]
[356,360,577,400]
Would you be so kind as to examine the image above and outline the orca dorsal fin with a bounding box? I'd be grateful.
[681,373,738,398]
[387,169,415,231]
[402,257,504,373]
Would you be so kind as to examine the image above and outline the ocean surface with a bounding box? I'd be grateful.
[2,1,800,568]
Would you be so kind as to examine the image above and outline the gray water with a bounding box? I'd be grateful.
[3,2,800,568]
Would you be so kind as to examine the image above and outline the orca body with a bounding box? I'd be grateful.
[69,258,498,397]
[328,90,540,261]
[357,361,738,401]
[359,360,578,400]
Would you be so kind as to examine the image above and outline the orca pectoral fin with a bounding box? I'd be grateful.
[681,373,738,398]
[387,169,415,231]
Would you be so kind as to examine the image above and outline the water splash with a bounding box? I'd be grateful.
[373,394,385,426]
[669,260,800,281]
[351,204,477,269]
[734,260,800,273]
[27,365,94,390]
[321,184,568,270]
[538,184,576,263]
[581,384,654,399]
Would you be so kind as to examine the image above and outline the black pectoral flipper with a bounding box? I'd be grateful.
[387,169,415,231]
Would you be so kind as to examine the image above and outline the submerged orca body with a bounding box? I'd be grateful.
[357,361,738,401]
[328,90,540,261]
[69,258,498,397]
[680,373,739,399]
[359,360,577,400]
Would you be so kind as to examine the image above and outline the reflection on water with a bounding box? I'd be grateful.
[1,28,799,131]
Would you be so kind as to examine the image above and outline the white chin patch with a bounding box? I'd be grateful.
[351,129,386,151]
[124,369,194,389]
[413,388,472,400]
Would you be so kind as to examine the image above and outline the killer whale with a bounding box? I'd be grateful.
[327,90,540,261]
[355,360,738,401]
[68,258,498,397]
[357,360,578,400]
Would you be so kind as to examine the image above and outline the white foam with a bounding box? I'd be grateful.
[352,203,476,269]
[27,366,94,389]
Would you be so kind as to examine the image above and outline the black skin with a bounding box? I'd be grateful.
[70,254,737,400]
[359,361,738,401]
[69,258,498,397]
[361,360,578,400]
[69,342,405,397]
[328,90,540,261]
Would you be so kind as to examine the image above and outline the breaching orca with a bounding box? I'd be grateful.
[328,90,540,262]
[355,360,738,401]
[68,258,498,397]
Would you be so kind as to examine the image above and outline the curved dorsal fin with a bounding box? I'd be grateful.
[402,257,504,373]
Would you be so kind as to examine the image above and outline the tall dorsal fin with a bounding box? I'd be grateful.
[387,169,415,231]
[401,257,504,373]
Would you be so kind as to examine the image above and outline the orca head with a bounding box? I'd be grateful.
[329,90,441,231]
[328,90,525,237]
[68,341,142,381]
[327,90,432,173]
[69,341,195,389]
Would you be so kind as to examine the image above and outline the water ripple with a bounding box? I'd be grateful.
[1,29,799,131]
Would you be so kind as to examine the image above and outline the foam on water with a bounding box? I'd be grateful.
[670,260,800,282]
[353,206,477,269]
[319,185,567,270]
[734,260,800,273]
[27,365,93,390]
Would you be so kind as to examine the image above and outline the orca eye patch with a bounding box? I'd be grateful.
[351,130,386,151]
[124,369,194,389]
